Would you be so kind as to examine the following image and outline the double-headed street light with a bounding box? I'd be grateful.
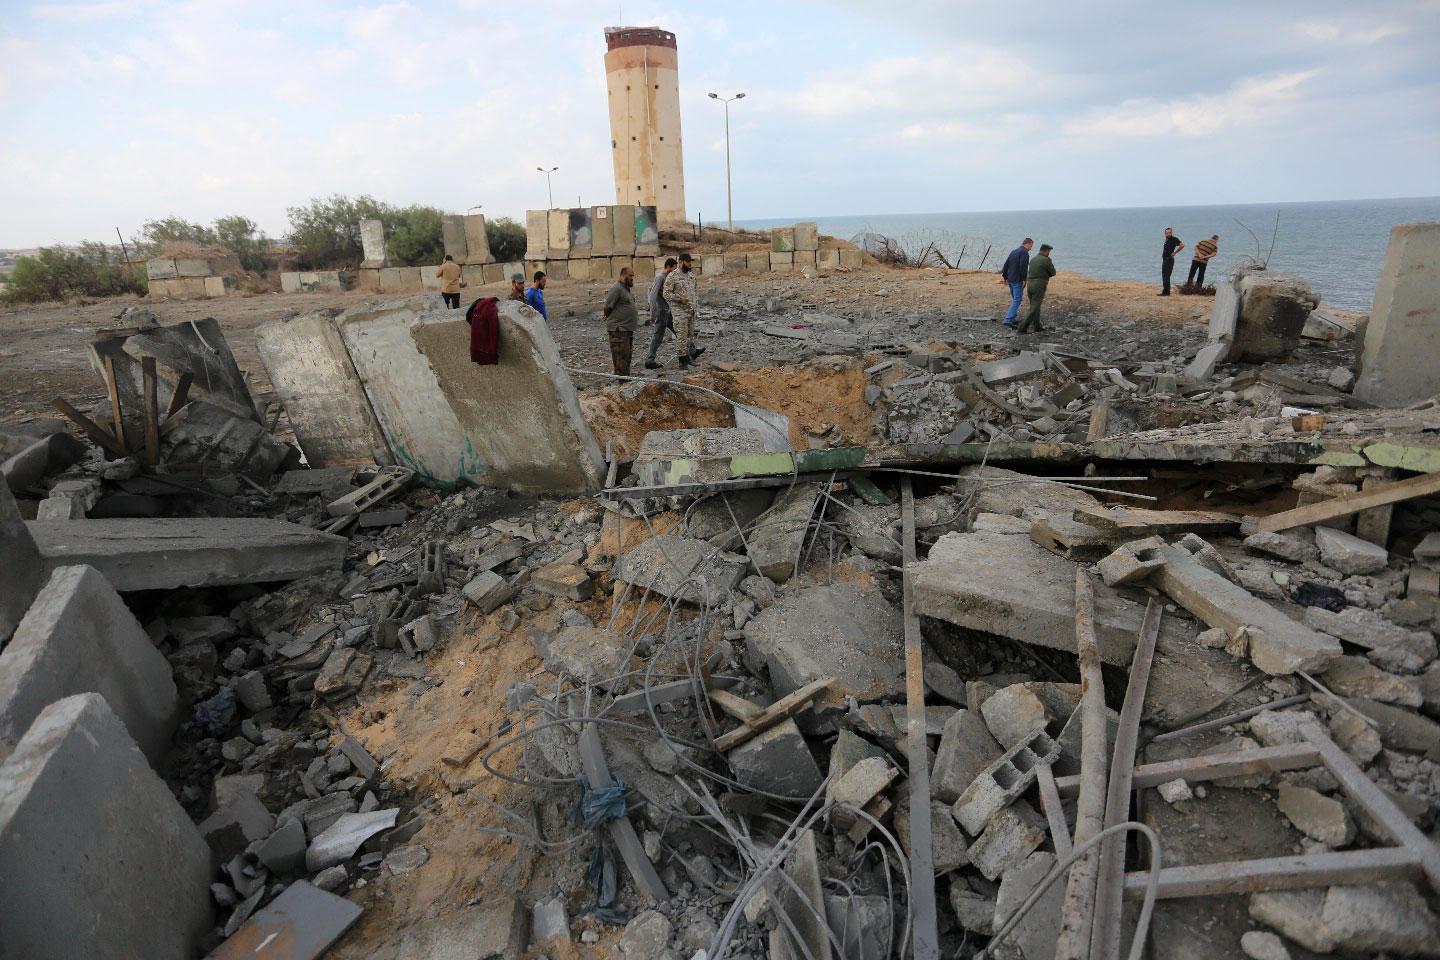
[707,92,745,230]
[537,166,559,208]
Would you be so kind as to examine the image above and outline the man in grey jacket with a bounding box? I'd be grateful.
[643,257,677,369]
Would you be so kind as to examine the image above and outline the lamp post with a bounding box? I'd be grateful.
[536,167,559,208]
[707,92,745,230]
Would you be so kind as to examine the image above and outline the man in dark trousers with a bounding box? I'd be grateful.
[1160,227,1185,296]
[436,254,464,309]
[603,266,639,376]
[644,257,677,369]
[1017,243,1056,334]
[999,238,1033,328]
[1187,234,1219,287]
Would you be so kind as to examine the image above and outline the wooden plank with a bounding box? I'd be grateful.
[1121,847,1422,899]
[51,397,127,458]
[103,355,128,451]
[1054,743,1322,797]
[1075,505,1241,535]
[141,355,160,466]
[164,371,194,420]
[1257,469,1440,532]
[708,688,765,723]
[899,477,941,960]
[1301,723,1440,893]
[712,677,834,752]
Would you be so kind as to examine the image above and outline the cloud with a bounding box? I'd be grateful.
[1064,70,1320,139]
[30,1,134,21]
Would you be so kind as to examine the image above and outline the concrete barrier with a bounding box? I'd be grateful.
[0,693,213,960]
[0,565,178,763]
[1,483,45,646]
[1356,221,1440,406]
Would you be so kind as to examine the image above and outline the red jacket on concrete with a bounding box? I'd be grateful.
[466,297,499,365]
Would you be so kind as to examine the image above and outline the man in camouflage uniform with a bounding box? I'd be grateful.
[663,252,705,368]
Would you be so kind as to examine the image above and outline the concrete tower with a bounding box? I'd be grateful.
[604,26,686,226]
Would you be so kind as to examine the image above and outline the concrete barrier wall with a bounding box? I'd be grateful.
[0,565,177,764]
[279,270,345,293]
[0,693,213,960]
[1,484,45,646]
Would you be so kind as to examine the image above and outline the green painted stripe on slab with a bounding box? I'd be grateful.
[792,447,867,472]
[1308,451,1368,467]
[1363,443,1440,473]
[729,452,796,477]
[848,474,893,505]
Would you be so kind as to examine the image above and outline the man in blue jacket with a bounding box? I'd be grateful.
[524,270,548,319]
[999,238,1033,328]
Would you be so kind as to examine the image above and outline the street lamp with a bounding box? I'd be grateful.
[707,92,745,230]
[536,166,559,209]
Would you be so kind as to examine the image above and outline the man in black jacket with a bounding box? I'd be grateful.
[1160,227,1185,296]
[999,238,1033,328]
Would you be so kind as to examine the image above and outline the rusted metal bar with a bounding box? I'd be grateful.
[1300,722,1440,893]
[164,371,194,420]
[1121,847,1424,899]
[141,356,160,467]
[1056,568,1108,960]
[1149,693,1310,744]
[900,477,941,960]
[1090,598,1162,960]
[1036,762,1072,860]
[51,397,127,458]
[1054,742,1322,797]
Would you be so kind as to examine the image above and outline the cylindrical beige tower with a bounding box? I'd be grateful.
[604,27,686,227]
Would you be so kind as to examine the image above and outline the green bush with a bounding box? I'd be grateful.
[485,217,527,262]
[285,194,393,269]
[213,215,272,272]
[1,243,146,305]
[137,216,215,251]
[386,205,445,266]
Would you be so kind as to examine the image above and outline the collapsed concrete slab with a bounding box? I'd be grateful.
[0,693,213,960]
[634,428,768,486]
[0,565,177,763]
[1355,222,1440,407]
[912,531,1196,665]
[255,312,389,467]
[1,483,45,646]
[1220,270,1321,363]
[613,534,746,606]
[27,517,347,591]
[742,582,904,712]
[1,426,87,493]
[340,299,604,492]
[746,483,823,583]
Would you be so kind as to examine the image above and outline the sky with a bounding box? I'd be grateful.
[2,0,1438,247]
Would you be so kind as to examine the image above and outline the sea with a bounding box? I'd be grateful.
[736,196,1440,312]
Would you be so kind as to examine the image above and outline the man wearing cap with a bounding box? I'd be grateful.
[999,238,1033,328]
[603,266,639,376]
[524,270,548,320]
[644,257,678,370]
[665,253,704,368]
[1016,243,1056,334]
[508,273,526,303]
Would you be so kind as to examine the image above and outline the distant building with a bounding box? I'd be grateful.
[603,26,686,227]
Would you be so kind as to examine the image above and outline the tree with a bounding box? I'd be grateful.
[485,217,527,262]
[213,215,272,272]
[386,205,445,266]
[136,216,215,253]
[285,194,393,269]
[1,243,144,305]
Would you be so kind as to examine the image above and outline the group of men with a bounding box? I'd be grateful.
[1160,228,1220,295]
[599,253,703,376]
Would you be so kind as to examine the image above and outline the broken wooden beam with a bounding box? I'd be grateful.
[1256,469,1440,533]
[141,356,160,467]
[712,677,833,752]
[708,688,765,723]
[164,371,194,420]
[51,398,127,458]
[104,356,128,451]
[1075,505,1241,537]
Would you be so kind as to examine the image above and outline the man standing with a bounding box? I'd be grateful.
[524,270,548,319]
[603,266,639,376]
[508,272,527,302]
[999,238,1033,328]
[436,254,464,309]
[644,257,677,370]
[665,253,704,369]
[1187,234,1219,287]
[1160,227,1185,296]
[1017,243,1056,334]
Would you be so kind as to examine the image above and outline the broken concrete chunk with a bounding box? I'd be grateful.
[531,896,570,944]
[827,756,898,829]
[953,728,1060,835]
[1157,778,1193,804]
[613,534,746,607]
[931,709,1005,803]
[1321,656,1422,707]
[728,718,823,797]
[1302,605,1437,661]
[992,850,1063,960]
[462,571,513,613]
[531,562,594,601]
[1096,538,1167,586]
[955,466,1100,520]
[966,800,1046,881]
[618,908,673,960]
[313,648,373,700]
[1314,526,1389,576]
[538,625,628,685]
[949,881,997,935]
[1275,783,1354,847]
[824,894,890,960]
[1249,882,1440,955]
[305,808,399,872]
[1244,529,1320,564]
[746,482,823,583]
[895,800,969,874]
[979,684,1050,748]
[395,897,530,960]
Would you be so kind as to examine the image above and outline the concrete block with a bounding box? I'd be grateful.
[1249,882,1440,955]
[979,684,1049,748]
[793,250,817,271]
[839,249,862,269]
[145,256,177,279]
[612,203,637,255]
[546,209,570,256]
[567,257,592,281]
[610,256,634,279]
[462,571,513,613]
[442,215,468,260]
[421,264,444,291]
[729,718,824,798]
[1,484,45,645]
[463,213,494,264]
[794,221,819,251]
[532,896,570,944]
[474,263,498,285]
[1356,222,1440,405]
[0,693,212,960]
[590,206,615,256]
[396,898,529,960]
[614,534,747,607]
[532,562,593,601]
[747,482,822,583]
[724,251,748,273]
[932,708,1005,802]
[1314,526,1388,575]
[746,251,771,274]
[174,257,211,278]
[770,251,794,273]
[500,260,523,284]
[701,253,724,276]
[379,266,404,292]
[356,266,381,292]
[176,276,208,298]
[633,257,655,281]
[27,517,346,591]
[280,271,302,293]
[1231,271,1320,362]
[524,210,548,260]
[545,259,570,281]
[953,728,1060,835]
[817,249,840,270]
[894,800,968,873]
[360,218,386,267]
[1097,538,1166,586]
[771,227,795,253]
[0,565,177,763]
[966,800,1046,880]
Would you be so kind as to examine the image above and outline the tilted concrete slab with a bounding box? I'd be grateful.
[912,531,1196,665]
[28,517,346,591]
[256,312,389,467]
[0,565,177,763]
[1,483,45,646]
[1356,222,1440,407]
[0,693,213,960]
